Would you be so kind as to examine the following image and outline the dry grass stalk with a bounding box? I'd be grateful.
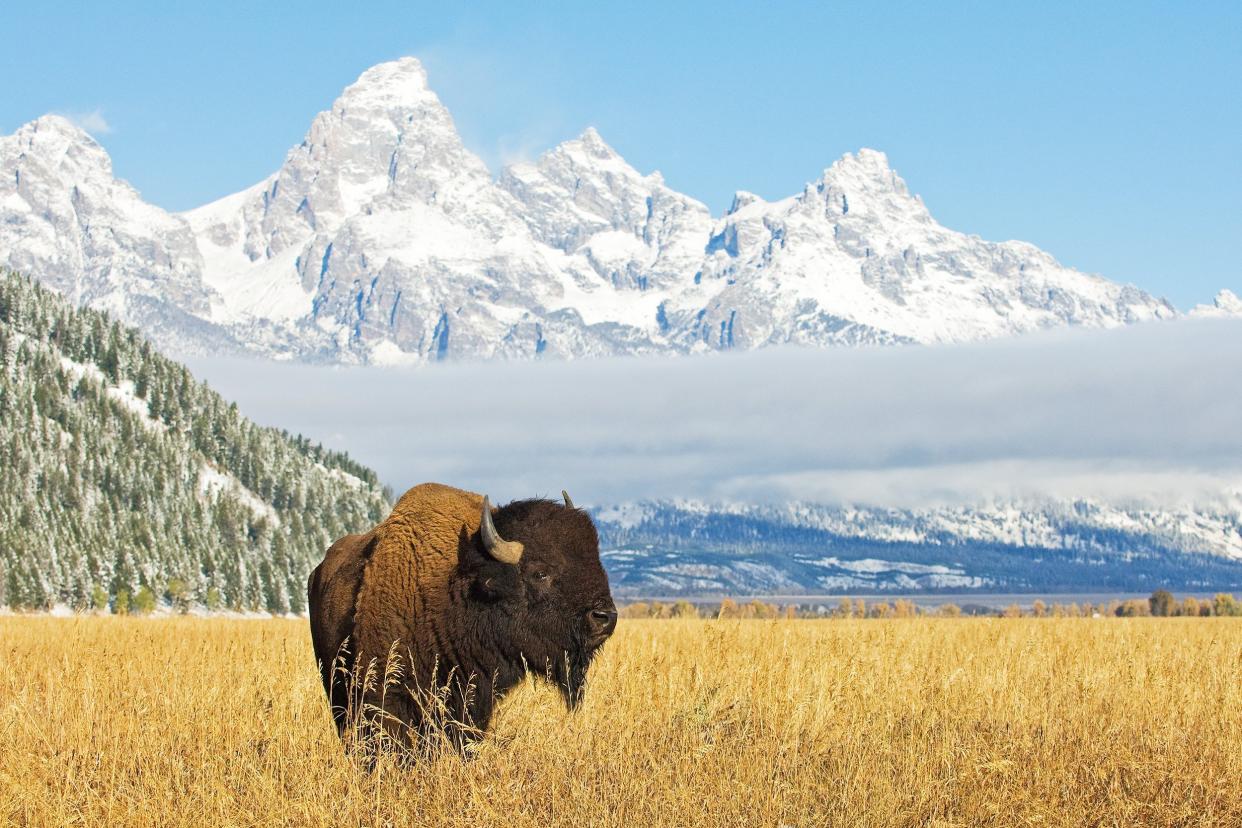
[0,616,1239,827]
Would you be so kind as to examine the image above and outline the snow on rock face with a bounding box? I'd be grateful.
[497,127,713,293]
[226,57,504,262]
[686,149,1176,350]
[0,116,233,355]
[186,57,630,363]
[1,58,1188,363]
[1191,289,1242,318]
[592,494,1242,595]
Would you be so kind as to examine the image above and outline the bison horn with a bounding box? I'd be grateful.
[480,496,523,565]
[562,490,575,509]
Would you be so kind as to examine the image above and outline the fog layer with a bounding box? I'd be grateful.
[188,319,1242,508]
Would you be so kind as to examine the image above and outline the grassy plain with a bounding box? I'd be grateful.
[1,616,1239,827]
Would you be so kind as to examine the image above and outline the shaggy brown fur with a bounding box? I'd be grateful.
[308,482,616,754]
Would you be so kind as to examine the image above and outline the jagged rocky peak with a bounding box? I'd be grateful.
[323,56,486,182]
[336,56,435,108]
[233,56,490,260]
[13,113,93,142]
[501,126,652,217]
[832,147,897,176]
[1191,288,1242,318]
[5,116,148,232]
[500,125,711,259]
[1217,289,1242,313]
[13,113,94,145]
[529,126,645,176]
[804,147,930,224]
[727,190,765,215]
[329,57,476,170]
[1,113,211,323]
[6,115,114,182]
[822,148,903,189]
[572,125,622,160]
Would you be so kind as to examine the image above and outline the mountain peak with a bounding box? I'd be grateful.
[568,126,621,161]
[559,128,672,185]
[25,114,95,141]
[578,125,609,146]
[853,147,892,168]
[514,126,637,179]
[1216,289,1242,312]
[7,114,113,178]
[219,55,488,261]
[811,147,915,209]
[727,190,764,215]
[1193,288,1242,317]
[822,148,900,184]
[336,56,436,109]
[15,114,102,153]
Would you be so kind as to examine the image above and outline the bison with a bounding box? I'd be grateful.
[307,482,617,755]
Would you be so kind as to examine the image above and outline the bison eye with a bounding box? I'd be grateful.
[532,571,549,582]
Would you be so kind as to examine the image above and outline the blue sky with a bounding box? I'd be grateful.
[3,1,1238,308]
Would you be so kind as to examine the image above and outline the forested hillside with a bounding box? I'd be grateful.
[0,270,390,611]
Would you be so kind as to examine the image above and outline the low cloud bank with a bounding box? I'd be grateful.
[188,319,1242,508]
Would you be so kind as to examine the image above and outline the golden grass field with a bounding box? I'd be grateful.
[1,616,1240,828]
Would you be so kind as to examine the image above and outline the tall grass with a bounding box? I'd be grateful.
[1,617,1239,826]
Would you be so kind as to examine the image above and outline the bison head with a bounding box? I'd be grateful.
[468,491,617,709]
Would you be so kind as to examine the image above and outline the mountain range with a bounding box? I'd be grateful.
[593,497,1242,597]
[4,57,1241,601]
[6,57,1229,365]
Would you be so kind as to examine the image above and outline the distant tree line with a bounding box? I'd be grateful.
[0,269,391,612]
[617,591,1242,620]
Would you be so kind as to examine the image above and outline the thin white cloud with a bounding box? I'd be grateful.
[61,108,112,135]
[492,129,555,169]
[186,318,1242,509]
[415,41,568,175]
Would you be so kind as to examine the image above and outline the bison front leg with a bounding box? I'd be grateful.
[403,668,495,757]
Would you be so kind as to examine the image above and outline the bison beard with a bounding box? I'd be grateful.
[308,483,616,758]
[554,633,596,711]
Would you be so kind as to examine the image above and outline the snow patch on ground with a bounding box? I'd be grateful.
[57,355,166,432]
[319,463,366,490]
[811,557,961,575]
[198,462,279,524]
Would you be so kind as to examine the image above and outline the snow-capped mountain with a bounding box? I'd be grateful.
[593,495,1242,596]
[1,57,1184,362]
[0,116,242,354]
[1191,289,1242,318]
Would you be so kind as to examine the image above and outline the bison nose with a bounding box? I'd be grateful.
[588,608,618,637]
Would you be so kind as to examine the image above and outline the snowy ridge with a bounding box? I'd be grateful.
[593,495,1242,595]
[669,495,1242,560]
[1,58,1193,363]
